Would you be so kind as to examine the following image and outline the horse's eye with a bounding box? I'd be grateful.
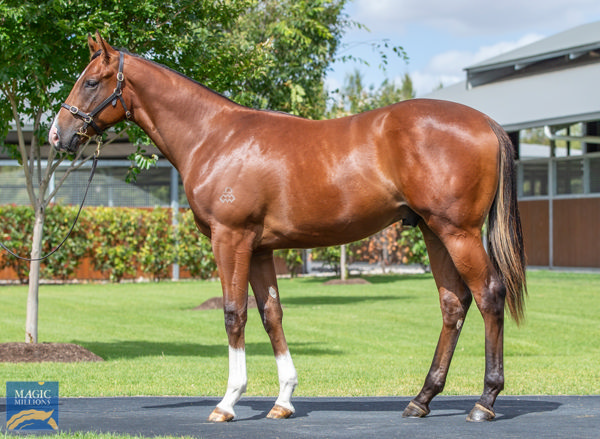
[85,79,99,88]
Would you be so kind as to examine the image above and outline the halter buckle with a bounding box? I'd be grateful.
[116,72,124,82]
[77,126,91,139]
[69,106,79,115]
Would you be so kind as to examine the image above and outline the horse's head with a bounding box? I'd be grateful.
[49,32,132,153]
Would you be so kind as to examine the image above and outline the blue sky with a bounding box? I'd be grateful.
[326,0,600,96]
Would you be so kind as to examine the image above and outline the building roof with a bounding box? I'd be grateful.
[427,61,600,131]
[424,21,600,131]
[467,20,600,71]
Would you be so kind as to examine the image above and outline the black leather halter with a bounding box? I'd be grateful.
[62,51,132,138]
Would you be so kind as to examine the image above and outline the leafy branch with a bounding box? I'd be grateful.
[126,146,159,183]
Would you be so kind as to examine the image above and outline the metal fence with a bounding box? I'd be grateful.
[0,160,188,208]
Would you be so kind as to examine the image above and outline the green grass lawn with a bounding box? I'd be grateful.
[1,271,599,398]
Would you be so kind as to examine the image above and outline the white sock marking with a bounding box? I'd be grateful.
[274,350,298,412]
[216,346,247,418]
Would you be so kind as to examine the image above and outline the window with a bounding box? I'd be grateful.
[556,159,584,195]
[590,157,600,193]
[520,161,548,197]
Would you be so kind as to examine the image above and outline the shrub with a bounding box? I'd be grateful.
[398,226,430,270]
[139,208,176,281]
[41,205,91,280]
[175,210,217,279]
[0,205,34,283]
[311,245,341,273]
[87,207,146,282]
[0,206,430,283]
[311,242,364,274]
[311,223,430,272]
[274,249,303,277]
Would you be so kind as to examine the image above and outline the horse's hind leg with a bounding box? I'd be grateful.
[403,222,472,418]
[249,250,298,419]
[431,221,506,422]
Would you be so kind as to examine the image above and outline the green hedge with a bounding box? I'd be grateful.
[0,205,35,283]
[0,206,217,283]
[0,206,428,283]
[310,223,430,273]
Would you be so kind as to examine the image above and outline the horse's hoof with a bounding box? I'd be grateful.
[266,404,294,419]
[208,407,235,422]
[402,401,430,418]
[466,403,496,422]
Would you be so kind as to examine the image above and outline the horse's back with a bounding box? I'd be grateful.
[243,99,500,248]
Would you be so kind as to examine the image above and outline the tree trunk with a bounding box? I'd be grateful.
[340,244,347,281]
[25,205,45,343]
[381,239,388,274]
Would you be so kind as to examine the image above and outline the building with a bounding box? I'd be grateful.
[424,20,600,269]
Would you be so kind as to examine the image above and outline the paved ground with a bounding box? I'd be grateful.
[2,395,599,438]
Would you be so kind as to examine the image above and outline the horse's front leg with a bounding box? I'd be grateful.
[249,250,298,419]
[207,228,254,422]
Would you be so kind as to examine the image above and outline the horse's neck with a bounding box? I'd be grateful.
[127,56,240,171]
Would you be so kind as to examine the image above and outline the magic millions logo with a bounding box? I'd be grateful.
[6,381,59,431]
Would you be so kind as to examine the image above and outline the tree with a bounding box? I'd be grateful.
[328,69,415,117]
[1,0,404,342]
[0,1,105,343]
[0,0,348,343]
[238,0,350,118]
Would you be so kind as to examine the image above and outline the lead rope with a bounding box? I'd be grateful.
[0,142,101,262]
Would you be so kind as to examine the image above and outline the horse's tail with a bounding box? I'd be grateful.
[487,119,527,324]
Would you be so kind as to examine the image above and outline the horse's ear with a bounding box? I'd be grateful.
[94,30,117,64]
[88,33,99,58]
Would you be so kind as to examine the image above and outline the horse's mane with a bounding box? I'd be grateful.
[121,50,243,108]
[119,49,303,119]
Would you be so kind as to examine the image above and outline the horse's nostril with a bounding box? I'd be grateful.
[49,124,60,147]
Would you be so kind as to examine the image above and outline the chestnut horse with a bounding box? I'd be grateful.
[50,33,526,423]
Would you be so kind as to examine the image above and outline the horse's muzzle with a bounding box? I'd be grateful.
[49,122,83,153]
